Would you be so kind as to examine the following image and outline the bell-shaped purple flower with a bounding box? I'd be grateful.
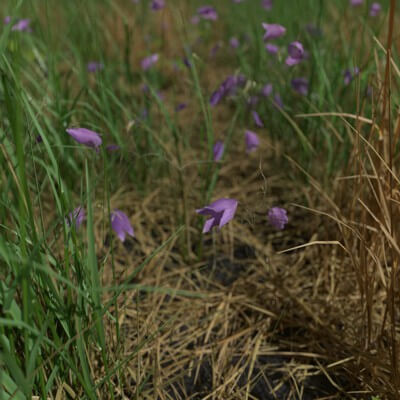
[261,83,273,97]
[343,67,360,85]
[66,127,102,149]
[141,54,159,70]
[197,6,218,20]
[262,0,273,10]
[273,93,284,109]
[111,210,135,242]
[265,43,279,55]
[350,0,363,6]
[262,23,286,40]
[87,61,104,73]
[209,74,246,106]
[245,130,260,153]
[268,207,288,230]
[230,37,240,49]
[151,0,165,10]
[285,41,304,66]
[252,111,264,128]
[291,78,309,96]
[370,2,381,16]
[196,198,238,233]
[106,144,120,152]
[11,19,31,32]
[67,207,86,230]
[213,141,225,161]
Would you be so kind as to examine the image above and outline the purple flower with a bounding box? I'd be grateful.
[262,23,286,40]
[343,67,360,85]
[141,54,159,70]
[285,41,304,66]
[175,103,187,112]
[370,2,381,16]
[261,83,273,97]
[265,43,279,55]
[111,210,134,242]
[350,0,363,6]
[4,16,11,24]
[291,78,309,96]
[11,19,31,32]
[151,0,165,10]
[67,207,86,230]
[66,127,102,149]
[230,37,240,49]
[36,135,43,143]
[261,0,273,10]
[197,6,218,20]
[196,198,238,233]
[268,207,288,230]
[245,130,260,153]
[213,141,225,162]
[87,61,104,73]
[191,15,200,24]
[252,110,264,127]
[210,42,222,57]
[106,144,120,152]
[273,93,284,109]
[210,75,246,106]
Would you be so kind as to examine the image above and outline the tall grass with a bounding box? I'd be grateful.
[0,0,398,397]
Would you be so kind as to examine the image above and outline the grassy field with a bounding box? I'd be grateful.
[0,0,399,398]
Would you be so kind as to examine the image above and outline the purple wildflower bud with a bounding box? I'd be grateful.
[175,103,187,112]
[350,0,363,6]
[273,93,284,109]
[210,74,246,106]
[106,144,120,152]
[36,135,43,143]
[111,210,135,242]
[252,110,264,127]
[343,67,360,85]
[210,42,222,58]
[268,207,288,230]
[230,37,240,49]
[370,2,381,16]
[262,23,286,40]
[11,19,31,32]
[151,0,165,10]
[197,6,218,20]
[261,83,273,97]
[213,141,225,162]
[67,207,86,230]
[286,41,304,66]
[245,130,260,153]
[265,43,279,55]
[66,127,102,149]
[141,54,159,70]
[261,0,273,10]
[4,16,11,24]
[191,15,200,24]
[210,87,224,107]
[291,78,309,96]
[196,198,238,233]
[87,61,104,73]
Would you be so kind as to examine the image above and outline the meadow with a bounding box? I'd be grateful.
[0,0,398,398]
